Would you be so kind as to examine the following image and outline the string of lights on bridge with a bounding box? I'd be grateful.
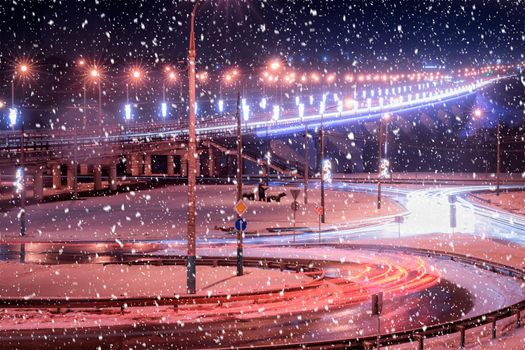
[0,57,517,129]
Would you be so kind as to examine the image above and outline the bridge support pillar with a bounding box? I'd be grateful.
[51,163,61,190]
[94,165,103,191]
[181,154,188,177]
[260,163,268,178]
[79,164,89,175]
[208,147,215,177]
[143,154,152,176]
[109,163,117,192]
[33,168,44,202]
[66,163,75,191]
[167,154,174,176]
[126,153,141,177]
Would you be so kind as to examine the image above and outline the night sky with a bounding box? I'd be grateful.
[1,0,524,71]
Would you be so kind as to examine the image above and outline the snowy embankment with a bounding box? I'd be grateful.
[0,184,404,242]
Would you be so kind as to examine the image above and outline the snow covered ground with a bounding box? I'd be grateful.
[0,263,311,299]
[472,190,525,216]
[0,184,404,242]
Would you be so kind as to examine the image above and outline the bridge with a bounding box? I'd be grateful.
[0,71,513,201]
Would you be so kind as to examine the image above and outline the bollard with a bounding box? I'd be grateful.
[456,325,465,348]
[414,334,424,350]
[488,317,497,339]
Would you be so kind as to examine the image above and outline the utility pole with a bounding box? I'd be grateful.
[265,125,270,184]
[186,0,199,294]
[304,124,309,204]
[20,126,26,236]
[73,130,78,199]
[83,83,87,128]
[496,119,501,196]
[98,81,102,127]
[320,114,326,223]
[377,119,383,210]
[235,88,243,276]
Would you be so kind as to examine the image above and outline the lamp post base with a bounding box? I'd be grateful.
[187,255,196,294]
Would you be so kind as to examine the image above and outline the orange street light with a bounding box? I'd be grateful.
[90,68,100,79]
[325,73,336,84]
[269,59,281,71]
[131,68,143,81]
[196,71,208,83]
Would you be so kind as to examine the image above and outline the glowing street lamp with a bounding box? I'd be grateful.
[161,102,168,118]
[298,103,305,121]
[473,108,482,118]
[242,102,250,122]
[272,105,280,121]
[87,65,103,126]
[260,97,267,110]
[125,67,144,121]
[124,103,132,120]
[8,108,18,128]
[161,67,178,119]
[11,60,32,236]
[269,59,281,71]
[218,99,224,113]
[10,61,32,128]
[319,100,326,114]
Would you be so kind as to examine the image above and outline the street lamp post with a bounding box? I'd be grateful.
[186,0,200,295]
[320,113,326,223]
[304,124,309,204]
[377,118,383,210]
[98,80,102,127]
[12,63,30,236]
[83,83,87,128]
[496,118,501,196]
[235,88,243,276]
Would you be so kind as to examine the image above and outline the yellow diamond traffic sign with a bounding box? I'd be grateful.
[234,200,248,216]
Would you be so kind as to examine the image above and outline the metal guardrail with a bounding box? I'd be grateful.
[0,255,325,310]
[211,244,525,350]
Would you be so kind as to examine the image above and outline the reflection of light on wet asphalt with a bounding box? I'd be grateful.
[163,183,525,246]
[403,188,476,235]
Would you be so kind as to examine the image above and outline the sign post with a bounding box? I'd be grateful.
[395,215,404,238]
[234,200,248,276]
[372,292,383,349]
[290,189,301,243]
[449,195,457,234]
[315,206,323,242]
